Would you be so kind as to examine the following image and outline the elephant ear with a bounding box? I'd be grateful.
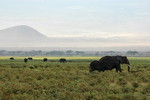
[122,56,130,64]
[116,56,123,64]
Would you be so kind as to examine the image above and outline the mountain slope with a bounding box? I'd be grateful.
[0,25,49,45]
[0,25,48,39]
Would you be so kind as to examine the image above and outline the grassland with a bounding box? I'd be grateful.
[0,57,149,100]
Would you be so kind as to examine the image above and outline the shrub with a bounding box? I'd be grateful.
[132,81,139,88]
[117,76,127,86]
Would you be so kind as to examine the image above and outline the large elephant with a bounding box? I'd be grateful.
[90,56,130,72]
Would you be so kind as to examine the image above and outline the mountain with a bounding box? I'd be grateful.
[0,25,49,47]
[0,25,94,47]
[0,25,48,41]
[0,25,148,51]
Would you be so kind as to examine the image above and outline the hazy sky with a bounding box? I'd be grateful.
[0,0,150,50]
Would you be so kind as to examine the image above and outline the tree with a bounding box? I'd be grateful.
[126,51,139,56]
[66,50,74,56]
[75,51,85,55]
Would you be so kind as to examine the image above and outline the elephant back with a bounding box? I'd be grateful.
[99,56,118,69]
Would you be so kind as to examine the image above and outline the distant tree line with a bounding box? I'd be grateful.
[0,50,150,57]
[0,50,85,56]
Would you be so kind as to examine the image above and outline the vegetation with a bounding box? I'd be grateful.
[1,50,150,57]
[0,57,149,100]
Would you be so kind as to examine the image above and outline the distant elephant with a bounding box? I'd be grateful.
[24,58,28,63]
[90,56,130,72]
[28,57,33,60]
[59,58,66,63]
[43,58,48,62]
[10,57,14,60]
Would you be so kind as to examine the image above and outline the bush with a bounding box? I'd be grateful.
[132,81,139,88]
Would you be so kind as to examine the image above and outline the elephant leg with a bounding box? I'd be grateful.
[116,68,119,72]
[116,65,122,72]
[100,69,105,72]
[118,66,122,72]
[101,67,105,72]
[98,67,103,72]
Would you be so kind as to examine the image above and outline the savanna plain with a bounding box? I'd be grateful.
[0,57,149,100]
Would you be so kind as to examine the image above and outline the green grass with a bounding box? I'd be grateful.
[0,57,149,100]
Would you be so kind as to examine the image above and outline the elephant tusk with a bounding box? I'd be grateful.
[128,65,131,68]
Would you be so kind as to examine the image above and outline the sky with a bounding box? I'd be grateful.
[0,0,150,50]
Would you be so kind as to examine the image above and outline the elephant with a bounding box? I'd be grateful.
[90,60,102,72]
[90,56,130,72]
[10,57,14,60]
[24,58,28,63]
[28,57,33,60]
[43,58,48,62]
[59,58,66,63]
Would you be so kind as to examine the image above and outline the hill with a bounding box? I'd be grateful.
[0,25,49,46]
